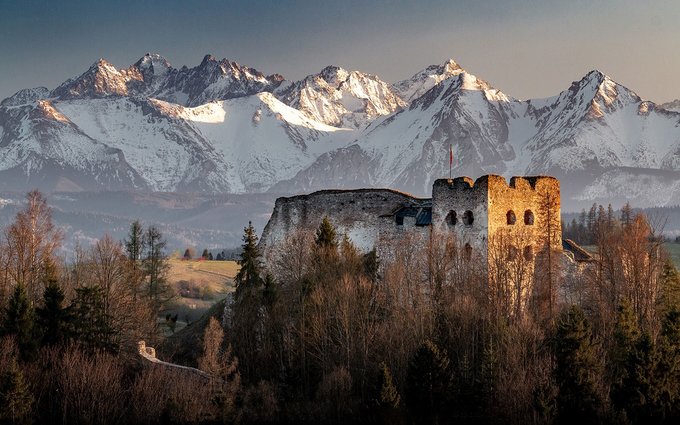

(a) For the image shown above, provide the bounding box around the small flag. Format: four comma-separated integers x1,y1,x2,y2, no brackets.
449,143,453,179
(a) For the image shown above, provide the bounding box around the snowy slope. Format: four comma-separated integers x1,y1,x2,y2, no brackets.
155,93,352,191
277,64,680,206
2,53,680,208
660,99,680,113
276,66,405,129
277,69,521,195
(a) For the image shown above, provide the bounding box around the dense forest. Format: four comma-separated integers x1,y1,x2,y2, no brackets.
1,192,680,424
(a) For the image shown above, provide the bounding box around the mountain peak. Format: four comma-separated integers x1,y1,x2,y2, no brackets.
133,53,172,78
200,54,217,65
318,65,349,85
392,58,466,102
440,58,464,73
583,69,608,83
88,58,117,73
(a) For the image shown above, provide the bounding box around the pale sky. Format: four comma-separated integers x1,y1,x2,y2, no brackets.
1,0,679,102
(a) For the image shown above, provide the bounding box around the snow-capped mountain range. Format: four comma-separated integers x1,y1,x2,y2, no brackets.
2,53,680,208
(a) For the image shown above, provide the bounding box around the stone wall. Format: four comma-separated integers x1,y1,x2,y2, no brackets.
259,176,561,278
487,175,561,250
259,188,429,262
431,176,490,256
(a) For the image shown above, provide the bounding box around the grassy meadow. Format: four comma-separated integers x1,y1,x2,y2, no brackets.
160,259,239,334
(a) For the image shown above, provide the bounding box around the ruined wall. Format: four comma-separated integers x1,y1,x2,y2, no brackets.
431,176,490,254
259,188,429,262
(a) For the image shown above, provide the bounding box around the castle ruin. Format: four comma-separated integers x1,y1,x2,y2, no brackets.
260,175,564,314
260,175,563,273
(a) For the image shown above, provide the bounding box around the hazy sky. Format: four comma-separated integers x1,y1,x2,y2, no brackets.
1,0,679,102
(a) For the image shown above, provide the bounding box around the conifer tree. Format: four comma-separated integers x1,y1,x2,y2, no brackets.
378,362,400,409
234,222,263,297
315,216,337,249
262,274,277,311
660,260,680,313
376,362,401,424
620,332,660,422
36,283,69,347
232,222,264,382
2,283,36,358
657,309,680,420
406,340,454,424
124,220,145,263
620,202,633,228
70,286,116,354
553,306,603,424
142,225,171,310
363,248,380,283
35,257,69,347
0,359,33,425
610,300,640,414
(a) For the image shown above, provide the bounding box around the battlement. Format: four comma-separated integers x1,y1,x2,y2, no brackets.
433,175,559,192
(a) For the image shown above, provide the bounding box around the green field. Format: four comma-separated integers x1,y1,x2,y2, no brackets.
664,243,680,269
583,243,680,269
160,259,239,335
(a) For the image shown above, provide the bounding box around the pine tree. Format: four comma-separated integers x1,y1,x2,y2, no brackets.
620,332,660,422
660,260,680,313
124,220,145,262
620,202,633,228
376,362,401,424
607,203,615,229
35,258,69,347
142,226,171,310
124,220,147,305
363,248,380,283
657,309,680,420
406,340,454,424
232,222,264,382
234,222,263,297
2,283,36,358
0,359,33,425
36,283,69,347
587,203,597,240
315,216,337,249
610,300,640,414
262,274,277,311
202,248,209,259
553,306,603,424
70,286,117,354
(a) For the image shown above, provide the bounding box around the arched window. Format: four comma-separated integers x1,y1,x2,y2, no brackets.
395,216,404,226
446,210,457,226
463,210,474,226
507,245,518,260
464,243,472,260
523,245,533,260
524,210,534,225
506,210,516,225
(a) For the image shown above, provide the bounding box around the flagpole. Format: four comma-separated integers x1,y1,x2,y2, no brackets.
449,143,452,180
